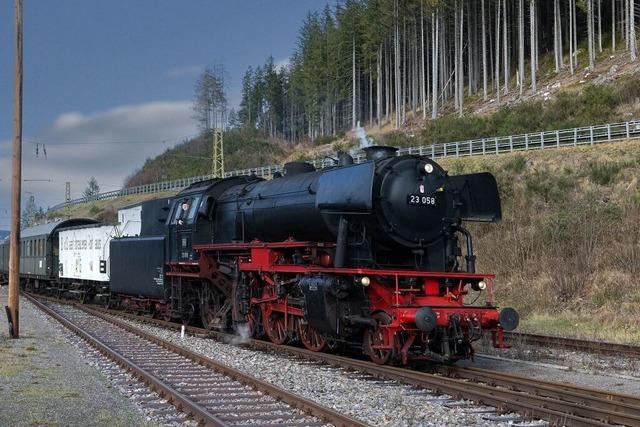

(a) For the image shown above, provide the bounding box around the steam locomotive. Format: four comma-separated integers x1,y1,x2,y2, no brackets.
1,146,518,364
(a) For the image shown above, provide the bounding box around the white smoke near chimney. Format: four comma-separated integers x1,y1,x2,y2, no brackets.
355,121,374,149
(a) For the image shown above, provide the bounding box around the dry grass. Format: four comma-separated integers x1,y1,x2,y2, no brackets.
445,139,640,344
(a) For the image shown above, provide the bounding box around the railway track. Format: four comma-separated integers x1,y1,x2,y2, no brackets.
505,331,640,359
24,293,364,427
27,294,640,426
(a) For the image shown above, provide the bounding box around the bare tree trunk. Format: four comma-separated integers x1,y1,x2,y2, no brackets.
459,0,464,116
496,0,501,103
569,0,575,74
352,36,356,130
534,1,540,71
411,21,421,115
588,0,596,70
626,0,630,49
573,0,578,68
620,0,625,46
441,11,448,100
467,0,473,97
425,14,430,111
558,0,563,68
386,39,390,121
530,0,536,94
553,0,564,71
420,2,426,119
489,4,494,92
369,63,373,125
394,0,401,128
431,9,438,119
612,0,616,52
519,0,525,95
377,45,382,128
631,0,638,60
401,16,407,124
503,0,508,95
554,0,560,71
454,0,460,112
598,0,603,53
481,0,488,101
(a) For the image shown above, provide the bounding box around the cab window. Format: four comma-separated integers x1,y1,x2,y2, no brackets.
187,195,201,221
173,196,201,224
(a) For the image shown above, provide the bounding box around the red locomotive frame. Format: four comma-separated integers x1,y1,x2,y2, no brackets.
184,239,507,365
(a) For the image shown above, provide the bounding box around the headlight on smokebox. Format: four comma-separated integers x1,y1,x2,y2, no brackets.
360,276,371,286
471,280,487,291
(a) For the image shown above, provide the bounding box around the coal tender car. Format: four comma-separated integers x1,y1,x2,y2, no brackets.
164,146,518,364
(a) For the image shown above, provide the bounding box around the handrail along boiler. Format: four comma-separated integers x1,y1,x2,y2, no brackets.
165,145,518,364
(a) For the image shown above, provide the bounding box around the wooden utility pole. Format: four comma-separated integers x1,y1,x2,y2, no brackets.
8,0,23,339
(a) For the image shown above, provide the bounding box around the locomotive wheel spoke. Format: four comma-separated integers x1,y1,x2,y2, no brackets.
363,312,393,365
265,311,288,345
299,322,327,352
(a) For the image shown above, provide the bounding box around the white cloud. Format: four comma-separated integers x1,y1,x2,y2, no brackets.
0,100,198,220
165,65,204,79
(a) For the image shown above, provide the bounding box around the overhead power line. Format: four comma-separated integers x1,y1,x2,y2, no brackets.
23,133,201,146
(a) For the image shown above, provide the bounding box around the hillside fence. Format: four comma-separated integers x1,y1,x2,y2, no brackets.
49,120,640,211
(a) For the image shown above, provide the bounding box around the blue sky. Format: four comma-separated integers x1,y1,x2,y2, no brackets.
0,0,329,228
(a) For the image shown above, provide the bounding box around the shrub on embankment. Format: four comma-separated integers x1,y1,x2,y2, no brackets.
439,139,640,343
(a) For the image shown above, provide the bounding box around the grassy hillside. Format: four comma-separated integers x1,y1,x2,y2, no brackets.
439,140,640,343
125,130,292,187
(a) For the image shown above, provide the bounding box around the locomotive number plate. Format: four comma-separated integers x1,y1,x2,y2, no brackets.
407,194,437,207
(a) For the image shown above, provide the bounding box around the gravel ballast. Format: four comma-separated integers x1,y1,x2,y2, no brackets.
0,287,153,427
118,317,521,427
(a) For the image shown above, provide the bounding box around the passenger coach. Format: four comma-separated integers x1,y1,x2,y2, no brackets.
0,219,97,289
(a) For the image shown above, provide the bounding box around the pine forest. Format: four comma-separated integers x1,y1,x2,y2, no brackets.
236,0,639,142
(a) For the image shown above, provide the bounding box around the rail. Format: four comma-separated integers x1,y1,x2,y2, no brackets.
49,120,640,211
38,295,640,427
25,293,365,427
506,331,640,358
